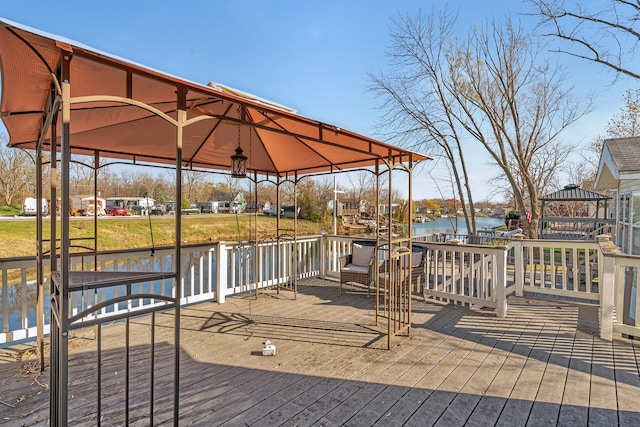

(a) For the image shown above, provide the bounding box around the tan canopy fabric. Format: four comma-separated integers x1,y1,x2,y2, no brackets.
1,22,423,409
0,18,429,176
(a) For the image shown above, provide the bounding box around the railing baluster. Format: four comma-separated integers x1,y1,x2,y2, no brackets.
4,235,640,346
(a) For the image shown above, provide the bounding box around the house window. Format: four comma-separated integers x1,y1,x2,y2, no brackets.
619,193,632,253
634,194,640,225
621,193,630,222
616,192,640,255
633,230,640,254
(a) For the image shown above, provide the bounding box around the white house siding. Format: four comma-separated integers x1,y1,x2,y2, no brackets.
619,179,640,193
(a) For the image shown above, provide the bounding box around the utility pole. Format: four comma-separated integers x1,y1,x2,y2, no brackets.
333,176,345,235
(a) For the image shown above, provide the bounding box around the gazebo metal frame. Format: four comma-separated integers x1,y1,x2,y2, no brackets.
0,18,429,426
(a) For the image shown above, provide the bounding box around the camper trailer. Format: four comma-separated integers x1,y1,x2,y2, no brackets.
197,201,218,213
70,195,107,216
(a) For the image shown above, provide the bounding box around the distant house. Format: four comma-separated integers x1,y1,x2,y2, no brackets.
595,136,640,254
207,192,233,213
378,203,400,215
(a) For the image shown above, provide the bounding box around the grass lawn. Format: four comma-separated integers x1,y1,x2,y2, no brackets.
0,214,330,258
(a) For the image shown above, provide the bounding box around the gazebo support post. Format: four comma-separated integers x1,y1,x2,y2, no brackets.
276,176,281,294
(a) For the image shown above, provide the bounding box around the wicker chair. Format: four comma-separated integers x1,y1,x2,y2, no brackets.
375,249,427,295
410,250,427,293
339,243,376,295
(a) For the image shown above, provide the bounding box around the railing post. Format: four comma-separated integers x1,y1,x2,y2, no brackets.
216,242,227,304
319,233,327,279
598,235,617,341
496,247,508,318
511,234,525,297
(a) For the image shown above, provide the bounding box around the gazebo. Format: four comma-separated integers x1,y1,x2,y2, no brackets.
539,184,613,240
0,18,429,426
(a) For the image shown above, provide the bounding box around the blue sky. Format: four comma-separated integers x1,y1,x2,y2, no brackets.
0,1,634,201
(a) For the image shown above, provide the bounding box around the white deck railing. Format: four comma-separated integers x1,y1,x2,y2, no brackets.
539,217,616,240
217,236,325,302
417,241,508,317
599,246,640,340
1,234,638,346
509,237,602,303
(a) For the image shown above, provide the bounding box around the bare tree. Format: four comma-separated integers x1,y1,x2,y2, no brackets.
429,166,462,232
495,141,568,207
276,180,296,207
574,88,640,187
453,18,591,237
161,169,178,201
606,88,640,137
369,9,478,234
313,176,334,214
371,10,590,237
0,136,35,205
528,0,640,80
347,170,375,212
296,176,333,221
183,169,209,203
69,155,96,195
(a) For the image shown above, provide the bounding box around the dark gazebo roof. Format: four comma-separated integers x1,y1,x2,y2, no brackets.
540,184,610,202
538,184,612,240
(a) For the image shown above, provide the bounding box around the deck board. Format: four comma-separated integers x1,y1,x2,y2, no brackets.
558,334,592,426
1,278,639,426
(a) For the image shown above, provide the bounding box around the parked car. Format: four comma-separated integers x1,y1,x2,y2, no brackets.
106,206,127,216
262,208,278,216
150,205,166,215
130,205,146,215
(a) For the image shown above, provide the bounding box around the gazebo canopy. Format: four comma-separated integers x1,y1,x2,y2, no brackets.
0,18,428,176
0,20,429,423
538,184,612,240
540,184,610,202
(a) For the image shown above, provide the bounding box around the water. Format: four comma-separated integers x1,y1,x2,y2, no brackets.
413,216,505,236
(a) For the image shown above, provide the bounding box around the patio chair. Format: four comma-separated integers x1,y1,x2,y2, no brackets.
339,243,376,295
377,248,426,292
410,250,427,293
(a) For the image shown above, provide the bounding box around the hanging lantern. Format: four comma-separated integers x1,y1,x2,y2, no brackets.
230,124,247,178
230,145,247,178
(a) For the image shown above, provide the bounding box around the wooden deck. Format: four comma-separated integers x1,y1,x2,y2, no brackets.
1,278,639,426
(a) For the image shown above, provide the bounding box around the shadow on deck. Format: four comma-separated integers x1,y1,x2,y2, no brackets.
1,278,639,426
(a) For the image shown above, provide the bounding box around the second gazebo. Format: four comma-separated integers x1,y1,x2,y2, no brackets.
539,184,613,240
